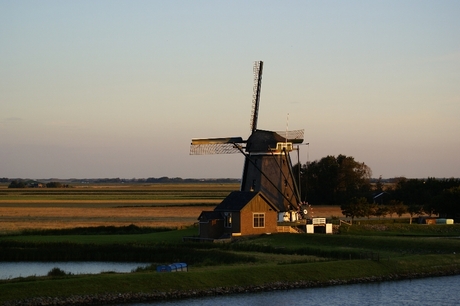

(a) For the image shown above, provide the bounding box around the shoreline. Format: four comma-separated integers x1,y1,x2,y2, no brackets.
5,269,460,306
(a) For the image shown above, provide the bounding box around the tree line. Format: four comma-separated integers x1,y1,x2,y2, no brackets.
4,155,459,221
3,177,240,187
7,180,69,188
294,154,460,222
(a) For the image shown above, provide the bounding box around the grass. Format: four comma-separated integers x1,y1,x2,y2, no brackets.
340,223,460,236
0,226,198,244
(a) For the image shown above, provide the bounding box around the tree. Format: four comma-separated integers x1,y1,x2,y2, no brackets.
434,186,460,221
46,182,63,188
304,155,372,205
388,200,407,218
374,205,389,219
374,175,384,193
364,203,378,219
391,177,460,217
341,197,368,224
8,180,26,188
407,204,423,224
304,155,339,204
292,162,306,200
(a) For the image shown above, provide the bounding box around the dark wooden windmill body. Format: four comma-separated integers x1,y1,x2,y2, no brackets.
190,61,304,216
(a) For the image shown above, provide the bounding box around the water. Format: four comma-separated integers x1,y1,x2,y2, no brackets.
131,275,460,306
0,262,149,279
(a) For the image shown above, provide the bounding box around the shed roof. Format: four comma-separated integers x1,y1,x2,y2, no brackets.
373,192,389,199
214,191,279,212
198,211,223,221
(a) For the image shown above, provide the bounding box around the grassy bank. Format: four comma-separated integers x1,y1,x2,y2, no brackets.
1,224,460,304
2,254,459,303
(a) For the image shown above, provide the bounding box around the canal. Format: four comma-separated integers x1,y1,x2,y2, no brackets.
131,275,460,306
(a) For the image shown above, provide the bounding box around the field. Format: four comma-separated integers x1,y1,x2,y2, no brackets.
0,183,345,233
2,183,458,305
0,183,238,233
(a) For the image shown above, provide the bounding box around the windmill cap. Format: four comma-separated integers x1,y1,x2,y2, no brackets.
246,129,302,152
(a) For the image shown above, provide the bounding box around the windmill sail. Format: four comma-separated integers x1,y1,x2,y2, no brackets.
190,137,243,155
250,61,263,133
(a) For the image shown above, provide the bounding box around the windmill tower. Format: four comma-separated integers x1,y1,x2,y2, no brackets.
190,61,304,219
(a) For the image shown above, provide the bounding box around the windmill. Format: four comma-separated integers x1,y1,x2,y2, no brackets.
190,61,305,219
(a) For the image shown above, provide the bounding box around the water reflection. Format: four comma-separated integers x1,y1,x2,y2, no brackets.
131,275,460,306
0,262,149,279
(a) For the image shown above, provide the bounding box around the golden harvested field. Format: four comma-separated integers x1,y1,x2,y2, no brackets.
0,184,231,233
0,206,209,232
0,183,345,233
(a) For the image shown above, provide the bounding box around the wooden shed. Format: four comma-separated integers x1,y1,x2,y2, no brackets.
198,191,279,239
197,211,225,240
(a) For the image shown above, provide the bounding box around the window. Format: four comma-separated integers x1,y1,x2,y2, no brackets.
276,142,293,152
224,212,232,228
253,213,265,228
250,179,256,191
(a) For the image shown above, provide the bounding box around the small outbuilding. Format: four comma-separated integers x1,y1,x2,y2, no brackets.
156,262,188,272
198,191,279,239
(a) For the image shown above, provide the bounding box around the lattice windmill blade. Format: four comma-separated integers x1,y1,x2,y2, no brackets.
273,129,305,144
250,61,263,133
190,137,244,155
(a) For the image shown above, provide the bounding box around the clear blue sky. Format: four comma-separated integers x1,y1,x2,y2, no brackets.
1,1,459,179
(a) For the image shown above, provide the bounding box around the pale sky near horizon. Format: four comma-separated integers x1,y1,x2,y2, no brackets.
1,1,459,180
